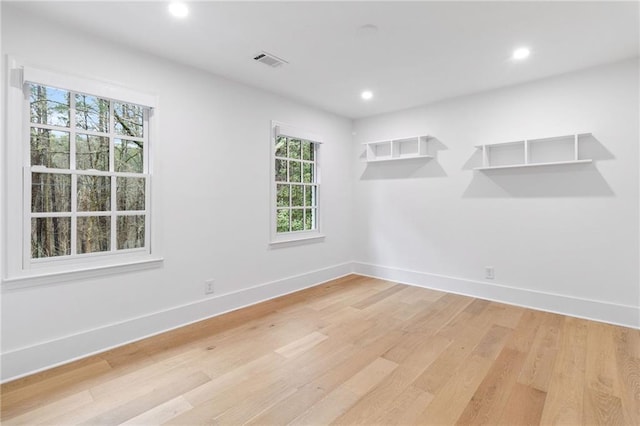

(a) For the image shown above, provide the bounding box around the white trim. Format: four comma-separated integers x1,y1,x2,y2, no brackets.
22,65,157,108
474,159,592,171
2,260,637,382
3,56,161,284
0,262,353,382
274,123,323,144
269,232,325,248
352,262,640,330
1,257,164,290
270,120,323,245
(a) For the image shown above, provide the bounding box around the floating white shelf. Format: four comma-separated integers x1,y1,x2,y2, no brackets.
474,133,593,170
363,135,432,163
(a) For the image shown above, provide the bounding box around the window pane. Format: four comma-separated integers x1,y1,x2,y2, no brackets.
31,128,70,168
114,103,143,137
77,216,110,253
275,159,287,182
277,209,290,233
32,173,71,212
289,161,301,182
304,186,316,207
291,184,303,207
117,177,145,211
31,217,71,258
305,208,315,230
291,209,304,231
289,139,301,159
117,215,145,249
75,94,109,133
277,184,290,207
115,139,143,173
29,85,70,127
76,134,109,171
303,163,313,183
302,141,313,161
275,136,287,158
78,175,111,211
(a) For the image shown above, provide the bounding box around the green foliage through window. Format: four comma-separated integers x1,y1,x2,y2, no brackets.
28,84,149,259
274,134,318,234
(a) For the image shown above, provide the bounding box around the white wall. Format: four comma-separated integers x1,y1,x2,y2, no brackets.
1,6,354,381
353,58,639,328
2,4,638,383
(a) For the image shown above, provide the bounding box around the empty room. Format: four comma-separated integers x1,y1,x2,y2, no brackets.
1,1,638,425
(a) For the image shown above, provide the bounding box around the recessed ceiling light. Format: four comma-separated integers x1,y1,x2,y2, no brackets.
512,47,530,60
168,2,189,18
361,90,373,100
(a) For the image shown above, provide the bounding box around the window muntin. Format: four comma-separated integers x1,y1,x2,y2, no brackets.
27,83,150,261
274,135,318,234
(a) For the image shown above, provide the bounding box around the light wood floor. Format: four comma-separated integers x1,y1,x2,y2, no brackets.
1,275,638,425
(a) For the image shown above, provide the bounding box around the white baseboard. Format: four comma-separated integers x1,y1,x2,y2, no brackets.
0,262,354,383
352,262,639,330
4,260,637,382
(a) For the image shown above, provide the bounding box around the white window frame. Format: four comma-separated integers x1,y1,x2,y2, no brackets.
2,57,163,288
269,121,324,246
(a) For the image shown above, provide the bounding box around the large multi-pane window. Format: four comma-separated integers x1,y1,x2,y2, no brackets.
271,123,322,243
27,84,149,261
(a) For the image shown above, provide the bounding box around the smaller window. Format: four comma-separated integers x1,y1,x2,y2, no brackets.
271,122,323,245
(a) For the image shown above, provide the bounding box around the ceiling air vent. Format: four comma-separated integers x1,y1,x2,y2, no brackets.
253,51,288,68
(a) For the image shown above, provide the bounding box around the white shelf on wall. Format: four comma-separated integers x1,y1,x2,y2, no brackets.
363,135,432,163
474,133,593,170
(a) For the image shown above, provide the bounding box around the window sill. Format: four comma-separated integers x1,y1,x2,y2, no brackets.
2,257,164,291
269,233,325,248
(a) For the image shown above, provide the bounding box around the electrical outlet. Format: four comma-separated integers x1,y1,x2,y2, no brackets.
485,267,495,280
204,279,215,295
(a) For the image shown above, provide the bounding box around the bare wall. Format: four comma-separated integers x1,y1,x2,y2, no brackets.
353,58,639,326
1,5,354,380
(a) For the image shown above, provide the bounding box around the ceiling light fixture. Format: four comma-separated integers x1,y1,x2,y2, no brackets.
512,47,530,60
361,90,373,100
168,2,189,18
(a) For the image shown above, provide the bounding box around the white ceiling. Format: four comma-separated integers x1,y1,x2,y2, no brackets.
7,1,640,119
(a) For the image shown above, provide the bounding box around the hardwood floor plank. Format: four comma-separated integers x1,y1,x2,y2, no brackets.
614,327,640,423
391,299,434,322
504,310,544,353
583,387,625,426
331,334,451,424
394,285,445,304
403,293,475,334
289,357,398,425
517,312,564,392
412,319,493,394
121,396,193,425
539,317,588,425
79,371,210,425
416,325,512,425
275,331,329,358
374,385,435,425
245,329,406,425
483,302,525,329
2,390,93,425
351,283,406,309
0,359,112,420
1,275,637,426
497,383,547,425
455,347,527,425
0,356,105,394
175,331,361,423
585,322,624,398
